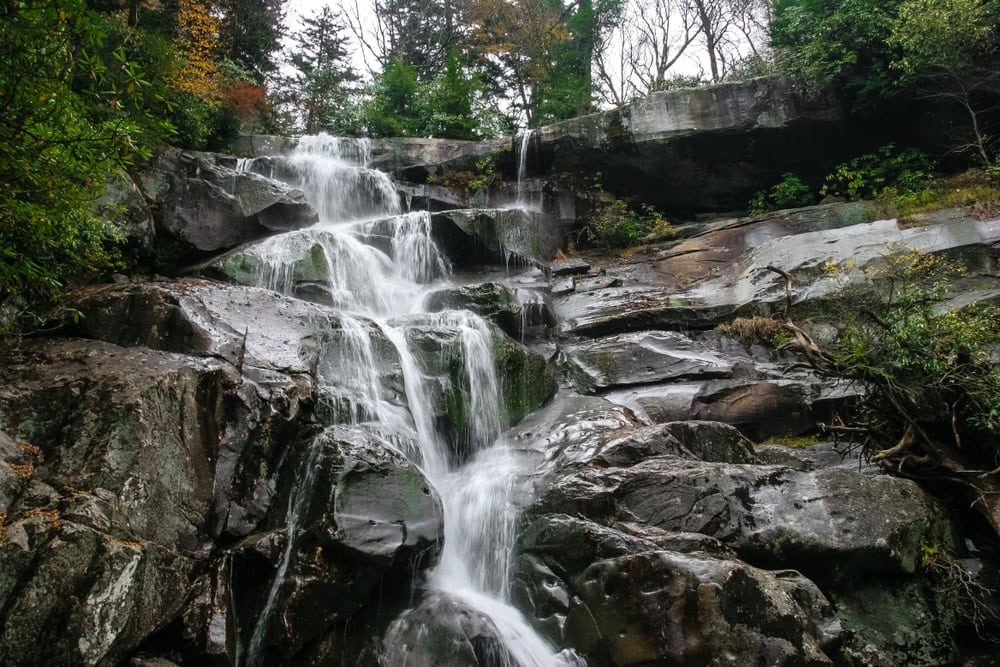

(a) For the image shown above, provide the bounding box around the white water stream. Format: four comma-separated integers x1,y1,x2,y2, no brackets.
239,135,578,666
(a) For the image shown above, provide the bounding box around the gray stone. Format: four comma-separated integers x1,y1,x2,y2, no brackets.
563,330,735,394
514,515,841,666
137,148,318,257
538,77,849,213
236,425,444,661
96,170,156,255
536,457,956,579
551,258,591,277
431,208,569,267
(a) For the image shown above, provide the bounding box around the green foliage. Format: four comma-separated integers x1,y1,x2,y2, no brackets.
652,74,708,91
424,51,480,140
469,157,499,194
363,59,424,137
285,5,359,135
747,173,815,215
584,200,670,248
531,0,597,125
890,0,992,78
821,144,933,200
771,0,904,103
758,434,824,448
0,0,162,316
217,0,285,83
891,170,1000,217
831,249,1000,434
361,54,496,140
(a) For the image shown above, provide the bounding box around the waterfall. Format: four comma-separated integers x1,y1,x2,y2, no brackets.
238,134,575,666
515,129,538,209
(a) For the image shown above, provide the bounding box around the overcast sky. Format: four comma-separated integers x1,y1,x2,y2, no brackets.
283,0,377,76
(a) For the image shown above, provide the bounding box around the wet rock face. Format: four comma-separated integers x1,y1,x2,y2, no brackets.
563,330,736,393
536,456,955,579
0,280,452,666
402,317,558,463
430,208,569,267
424,282,555,341
513,514,841,667
0,340,244,666
138,148,318,258
233,426,444,663
382,592,520,667
537,78,851,214
301,426,444,566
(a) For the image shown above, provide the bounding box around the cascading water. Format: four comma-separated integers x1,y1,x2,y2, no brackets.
238,134,578,666
514,129,538,210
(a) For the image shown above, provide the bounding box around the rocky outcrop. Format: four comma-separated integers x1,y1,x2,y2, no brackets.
431,208,570,267
513,514,842,666
138,148,318,259
515,414,963,665
536,456,955,578
535,77,854,213
0,279,454,666
231,425,443,664
556,207,1000,337
234,135,509,183
401,315,558,462
424,282,554,340
0,339,266,666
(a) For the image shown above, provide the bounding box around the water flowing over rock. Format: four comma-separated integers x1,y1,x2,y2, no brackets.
139,148,318,257
5,107,999,665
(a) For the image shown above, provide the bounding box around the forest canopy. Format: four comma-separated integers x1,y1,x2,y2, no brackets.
1,0,999,311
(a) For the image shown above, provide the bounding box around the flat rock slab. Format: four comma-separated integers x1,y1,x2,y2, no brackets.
536,456,956,579
563,330,735,393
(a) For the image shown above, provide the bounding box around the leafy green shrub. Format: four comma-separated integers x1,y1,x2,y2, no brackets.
821,144,933,200
747,173,815,215
786,247,1000,537
825,248,999,461
584,201,670,248
1,1,162,324
469,157,498,194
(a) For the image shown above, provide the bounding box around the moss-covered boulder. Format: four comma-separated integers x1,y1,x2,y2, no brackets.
424,282,554,340
400,314,557,463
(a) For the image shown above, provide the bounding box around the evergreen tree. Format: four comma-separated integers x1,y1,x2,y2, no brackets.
425,51,480,139
287,5,359,134
367,0,466,79
218,0,284,83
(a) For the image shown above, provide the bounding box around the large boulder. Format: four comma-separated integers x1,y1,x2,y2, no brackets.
513,514,842,666
562,330,735,393
0,515,194,667
555,209,1000,336
138,148,318,258
233,134,510,184
399,314,558,462
535,456,956,580
431,209,569,267
424,282,555,341
233,425,444,663
537,77,853,213
0,337,308,666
